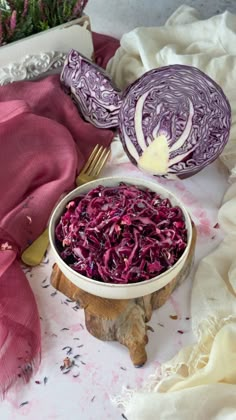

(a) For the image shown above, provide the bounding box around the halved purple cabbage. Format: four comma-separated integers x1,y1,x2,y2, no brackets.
60,49,122,128
60,56,231,178
55,183,187,284
119,65,231,178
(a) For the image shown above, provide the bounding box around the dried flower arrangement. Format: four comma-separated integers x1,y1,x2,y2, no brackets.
0,0,88,46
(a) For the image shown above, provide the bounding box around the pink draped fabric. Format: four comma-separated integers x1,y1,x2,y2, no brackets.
0,33,119,395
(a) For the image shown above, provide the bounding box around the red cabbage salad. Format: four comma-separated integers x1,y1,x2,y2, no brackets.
55,183,188,284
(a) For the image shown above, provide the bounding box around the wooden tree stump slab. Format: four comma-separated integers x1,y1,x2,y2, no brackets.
51,224,196,367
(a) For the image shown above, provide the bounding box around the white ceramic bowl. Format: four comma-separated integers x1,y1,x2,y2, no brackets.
49,177,192,299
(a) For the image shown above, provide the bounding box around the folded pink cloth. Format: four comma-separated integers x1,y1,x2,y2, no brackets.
0,33,119,395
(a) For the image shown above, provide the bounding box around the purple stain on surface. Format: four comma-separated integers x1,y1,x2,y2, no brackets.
111,372,119,385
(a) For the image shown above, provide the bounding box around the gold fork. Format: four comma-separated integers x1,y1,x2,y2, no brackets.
21,145,111,266
76,144,111,186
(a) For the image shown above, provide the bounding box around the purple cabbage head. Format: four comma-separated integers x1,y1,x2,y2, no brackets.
118,65,231,179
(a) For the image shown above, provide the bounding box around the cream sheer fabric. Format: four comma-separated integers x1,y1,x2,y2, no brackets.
107,6,236,419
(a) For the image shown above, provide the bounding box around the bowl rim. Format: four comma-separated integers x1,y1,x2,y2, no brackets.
49,176,193,289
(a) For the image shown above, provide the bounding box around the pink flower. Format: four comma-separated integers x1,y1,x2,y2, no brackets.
72,0,88,16
22,0,29,17
10,10,17,32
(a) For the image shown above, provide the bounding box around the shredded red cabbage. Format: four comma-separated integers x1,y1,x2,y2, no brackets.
55,183,187,284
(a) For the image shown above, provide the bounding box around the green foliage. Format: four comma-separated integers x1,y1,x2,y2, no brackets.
0,0,88,46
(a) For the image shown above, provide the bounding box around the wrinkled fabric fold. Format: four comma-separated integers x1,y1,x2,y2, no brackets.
0,249,40,395
0,32,119,395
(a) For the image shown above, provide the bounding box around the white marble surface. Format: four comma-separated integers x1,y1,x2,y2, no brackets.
1,141,229,420
85,0,236,38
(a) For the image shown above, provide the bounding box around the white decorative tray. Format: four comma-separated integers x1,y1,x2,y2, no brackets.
0,15,93,85
0,51,68,85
